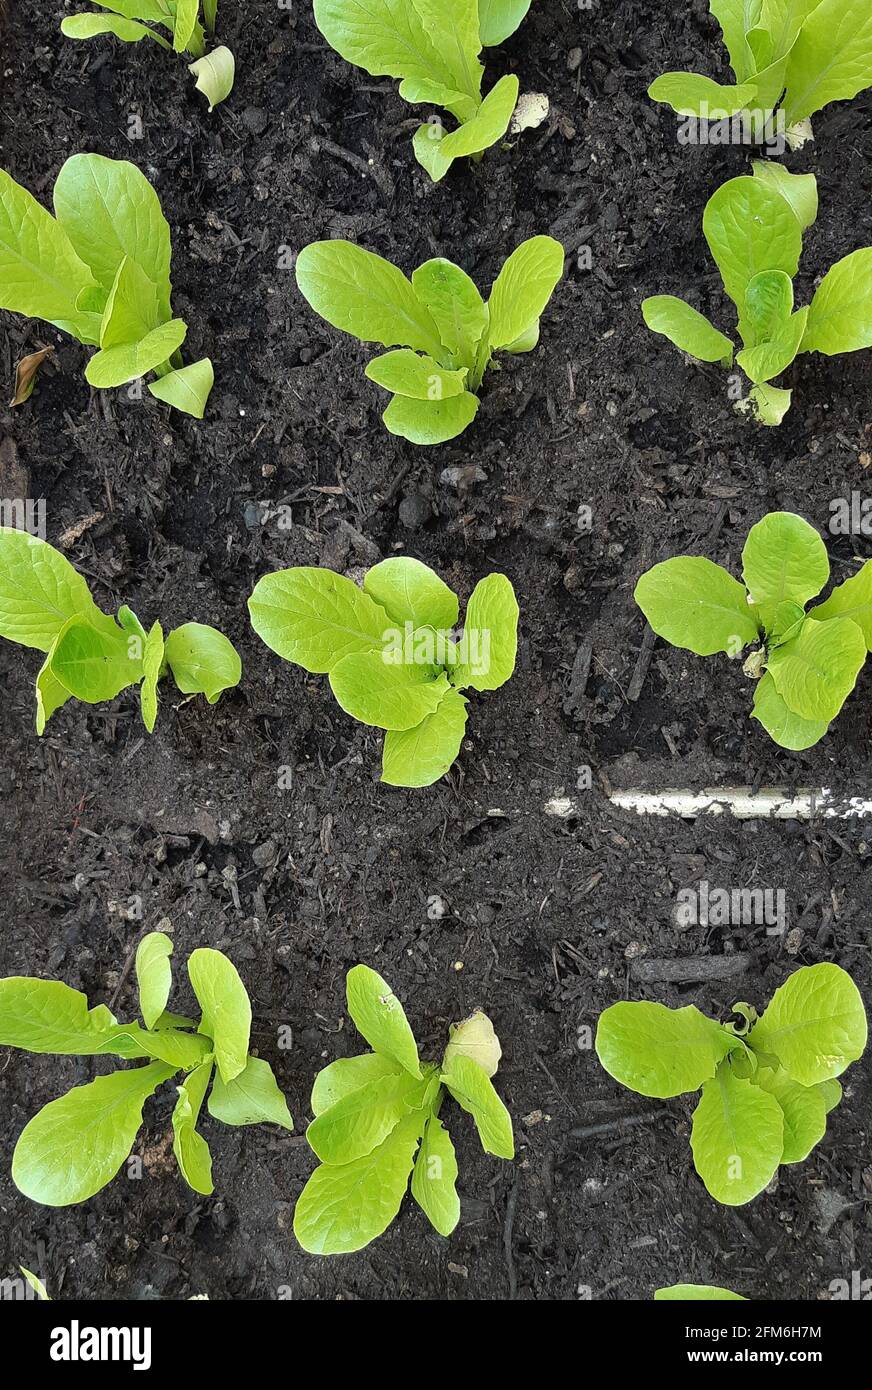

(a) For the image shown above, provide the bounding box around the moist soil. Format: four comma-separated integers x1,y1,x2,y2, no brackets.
1,1,871,1301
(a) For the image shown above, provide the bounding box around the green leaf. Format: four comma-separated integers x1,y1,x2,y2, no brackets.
641,295,734,364
755,1066,827,1163
811,559,872,649
655,1284,746,1301
86,319,188,390
411,1113,460,1235
398,77,478,123
414,0,484,98
0,978,135,1056
703,177,803,346
49,616,142,703
381,685,469,786
53,154,172,318
761,0,822,63
767,614,866,721
411,258,488,365
783,0,872,126
746,380,793,425
307,1072,428,1164
140,620,164,732
748,963,868,1085
635,556,759,656
248,566,391,673
741,511,829,619
690,1064,784,1205
61,14,172,47
0,167,99,342
441,1053,514,1158
207,1055,294,1130
487,235,564,351
135,931,173,1031
365,349,468,400
711,0,762,81
802,249,872,356
346,965,422,1078
311,1054,404,1116
148,358,214,417
0,527,112,653
171,1061,214,1195
450,572,518,691
19,1267,51,1300
364,557,459,632
751,672,830,750
295,240,443,358
435,73,519,161
330,655,450,731
313,0,472,94
173,0,201,51
293,1109,426,1255
751,161,818,232
413,121,456,183
99,255,161,348
119,1022,213,1071
383,390,480,444
12,1061,175,1206
595,1001,737,1099
187,948,252,1084
189,45,235,110
163,622,241,703
36,643,72,734
647,72,758,116
817,1077,842,1113
478,0,531,46
743,270,794,344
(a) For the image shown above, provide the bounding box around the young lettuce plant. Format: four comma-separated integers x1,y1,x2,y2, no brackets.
0,528,241,734
294,965,514,1254
0,930,293,1206
649,0,872,149
643,163,872,424
635,511,872,751
313,0,532,181
0,154,214,416
248,556,518,787
295,235,564,444
61,2,235,111
596,963,867,1207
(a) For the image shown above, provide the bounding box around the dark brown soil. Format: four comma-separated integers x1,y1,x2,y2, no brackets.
0,1,870,1301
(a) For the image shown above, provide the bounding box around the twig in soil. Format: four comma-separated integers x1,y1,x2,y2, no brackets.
310,135,394,200
108,927,149,1012
563,639,592,715
570,1109,666,1141
627,624,656,702
630,954,753,984
366,457,414,519
503,1172,519,1301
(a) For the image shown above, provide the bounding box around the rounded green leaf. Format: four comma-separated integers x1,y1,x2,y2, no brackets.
648,72,758,116
743,270,794,343
737,308,809,384
703,177,802,344
436,73,519,159
783,0,872,127
135,931,173,1031
487,235,564,351
171,1061,214,1196
755,1067,827,1164
411,1114,460,1235
751,672,830,750
346,965,421,1078
383,390,480,444
0,528,114,653
767,615,866,722
479,0,532,45
741,511,829,616
61,14,172,48
248,567,390,673
140,619,164,732
440,1053,513,1158
450,572,518,692
207,1055,294,1131
187,949,252,1084
49,616,142,703
635,556,759,656
411,257,487,364
811,559,872,650
751,162,818,233
690,1067,784,1205
148,358,214,418
12,1061,175,1206
381,685,468,787
306,1072,426,1165
86,319,187,389
164,621,240,703
802,248,872,357
311,1054,403,1117
748,964,868,1085
655,1284,746,1301
642,295,733,364
596,1001,736,1099
295,240,443,358
0,167,99,339
330,655,450,732
189,46,235,111
364,557,459,632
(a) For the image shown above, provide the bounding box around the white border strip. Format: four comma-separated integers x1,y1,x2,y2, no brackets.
545,788,872,821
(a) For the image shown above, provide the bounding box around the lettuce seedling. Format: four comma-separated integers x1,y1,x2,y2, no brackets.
314,0,532,181
248,556,518,786
649,0,872,149
636,511,872,750
61,2,234,110
295,236,564,443
0,528,241,734
0,931,293,1206
294,965,514,1254
642,163,872,424
0,154,214,417
655,1285,746,1301
596,963,867,1207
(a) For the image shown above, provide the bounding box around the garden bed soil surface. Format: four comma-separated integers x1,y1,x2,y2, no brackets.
1,1,871,1301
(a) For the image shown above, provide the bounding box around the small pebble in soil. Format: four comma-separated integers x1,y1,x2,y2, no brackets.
427,894,448,921
399,492,431,529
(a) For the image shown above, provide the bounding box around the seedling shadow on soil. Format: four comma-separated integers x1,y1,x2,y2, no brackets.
0,1,870,1300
